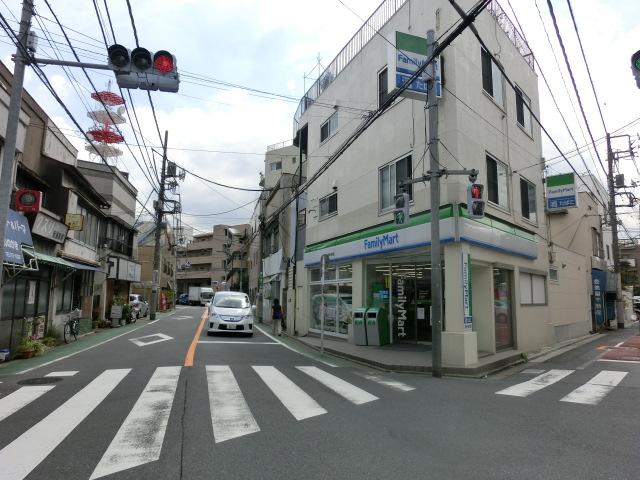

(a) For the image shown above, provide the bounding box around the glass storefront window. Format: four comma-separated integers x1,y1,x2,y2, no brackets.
309,263,352,336
338,264,352,280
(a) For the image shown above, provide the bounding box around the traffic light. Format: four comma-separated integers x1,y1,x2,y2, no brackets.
394,192,410,227
467,183,485,219
632,50,640,88
107,44,180,92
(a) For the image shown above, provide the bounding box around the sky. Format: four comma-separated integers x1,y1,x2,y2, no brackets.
0,0,638,236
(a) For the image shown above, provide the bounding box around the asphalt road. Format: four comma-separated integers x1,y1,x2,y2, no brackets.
0,306,639,480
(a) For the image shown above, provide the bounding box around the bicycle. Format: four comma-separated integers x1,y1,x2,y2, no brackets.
63,309,81,344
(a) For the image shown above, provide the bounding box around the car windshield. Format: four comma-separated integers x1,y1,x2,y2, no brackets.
202,291,214,299
214,297,249,308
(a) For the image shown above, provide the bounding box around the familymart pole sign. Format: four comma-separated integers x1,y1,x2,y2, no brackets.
546,173,577,211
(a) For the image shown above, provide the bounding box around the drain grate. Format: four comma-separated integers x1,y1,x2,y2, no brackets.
18,377,63,385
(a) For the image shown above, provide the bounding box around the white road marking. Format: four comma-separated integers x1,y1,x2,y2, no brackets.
206,365,259,443
254,324,338,367
598,358,640,364
198,341,279,345
90,366,182,479
296,366,378,405
495,369,574,397
45,371,78,377
253,366,327,421
362,375,415,392
13,318,161,375
0,369,130,480
560,370,628,405
0,386,55,422
614,341,624,347
129,333,173,347
521,369,546,375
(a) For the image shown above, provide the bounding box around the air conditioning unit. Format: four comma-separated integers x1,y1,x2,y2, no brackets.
15,189,42,213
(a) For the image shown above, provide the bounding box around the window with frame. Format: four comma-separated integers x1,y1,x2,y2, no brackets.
549,267,559,283
320,111,338,143
592,227,604,258
520,273,546,305
515,86,532,135
270,161,282,172
486,154,509,209
378,67,390,107
319,192,338,219
519,177,537,223
481,48,504,108
379,155,412,211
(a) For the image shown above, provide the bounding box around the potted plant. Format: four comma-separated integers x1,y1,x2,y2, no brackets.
17,337,45,358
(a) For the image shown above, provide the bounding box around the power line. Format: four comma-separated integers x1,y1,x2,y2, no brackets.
181,198,259,217
42,1,160,195
0,14,156,222
125,0,139,47
565,0,607,135
545,0,607,178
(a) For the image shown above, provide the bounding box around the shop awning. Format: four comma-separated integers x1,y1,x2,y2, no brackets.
27,251,75,269
63,259,103,272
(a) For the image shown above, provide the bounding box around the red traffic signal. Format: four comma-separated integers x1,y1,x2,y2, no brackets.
154,51,174,74
467,183,485,219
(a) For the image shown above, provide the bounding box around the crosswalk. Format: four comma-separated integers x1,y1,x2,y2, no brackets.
496,369,629,405
0,365,413,479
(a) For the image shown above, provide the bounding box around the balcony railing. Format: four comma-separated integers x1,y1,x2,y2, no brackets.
104,237,132,256
487,0,534,70
293,0,407,130
267,139,293,151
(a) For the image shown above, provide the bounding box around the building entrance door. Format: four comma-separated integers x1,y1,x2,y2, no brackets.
493,268,514,349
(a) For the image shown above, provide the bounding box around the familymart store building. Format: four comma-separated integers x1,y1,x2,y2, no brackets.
300,205,550,366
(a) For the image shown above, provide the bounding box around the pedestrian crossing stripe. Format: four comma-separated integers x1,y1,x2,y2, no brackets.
0,365,411,477
496,369,629,405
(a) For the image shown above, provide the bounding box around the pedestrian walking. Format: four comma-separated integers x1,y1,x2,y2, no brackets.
272,298,284,336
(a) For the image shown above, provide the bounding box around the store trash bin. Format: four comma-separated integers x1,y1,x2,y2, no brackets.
353,308,368,345
365,308,390,346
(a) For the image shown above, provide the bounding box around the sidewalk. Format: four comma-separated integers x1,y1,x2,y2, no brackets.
0,309,175,377
290,329,615,377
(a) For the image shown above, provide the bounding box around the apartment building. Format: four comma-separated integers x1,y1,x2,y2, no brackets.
293,0,549,367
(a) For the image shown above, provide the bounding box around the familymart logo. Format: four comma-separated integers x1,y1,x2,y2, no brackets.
363,232,400,251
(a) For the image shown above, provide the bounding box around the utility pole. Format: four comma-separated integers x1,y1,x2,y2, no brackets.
257,213,264,322
0,0,33,320
426,30,443,378
607,133,628,329
150,130,168,320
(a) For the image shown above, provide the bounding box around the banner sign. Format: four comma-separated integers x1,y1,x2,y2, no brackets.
592,269,606,327
546,173,577,210
462,253,472,330
4,209,33,265
64,213,84,231
32,212,68,243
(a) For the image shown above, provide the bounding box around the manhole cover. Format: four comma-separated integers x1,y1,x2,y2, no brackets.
18,377,63,385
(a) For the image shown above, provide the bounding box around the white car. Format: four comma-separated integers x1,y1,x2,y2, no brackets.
208,292,254,336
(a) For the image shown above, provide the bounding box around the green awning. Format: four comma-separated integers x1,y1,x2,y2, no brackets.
26,251,75,269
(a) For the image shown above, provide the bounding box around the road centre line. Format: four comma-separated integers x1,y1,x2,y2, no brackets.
184,309,208,367
253,324,338,368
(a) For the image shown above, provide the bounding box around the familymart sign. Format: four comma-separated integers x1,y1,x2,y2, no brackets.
546,173,577,211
